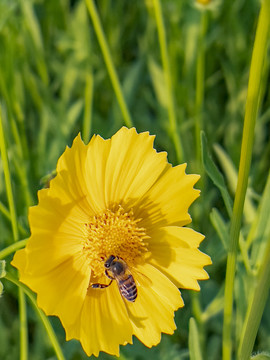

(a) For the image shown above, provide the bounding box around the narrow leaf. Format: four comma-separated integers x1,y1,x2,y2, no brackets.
189,317,203,360
201,131,233,217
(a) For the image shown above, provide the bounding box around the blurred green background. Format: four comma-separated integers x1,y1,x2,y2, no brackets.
0,0,270,359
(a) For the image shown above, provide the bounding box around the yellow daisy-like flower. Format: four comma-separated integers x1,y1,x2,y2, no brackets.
12,127,211,357
196,0,211,5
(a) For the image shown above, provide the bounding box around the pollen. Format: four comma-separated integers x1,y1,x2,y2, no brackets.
83,206,149,278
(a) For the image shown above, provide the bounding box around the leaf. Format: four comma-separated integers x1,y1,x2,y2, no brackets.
201,131,233,217
248,171,270,270
213,143,256,224
148,57,168,108
210,208,229,250
0,260,6,297
251,353,270,360
0,260,6,278
202,285,224,322
189,318,203,360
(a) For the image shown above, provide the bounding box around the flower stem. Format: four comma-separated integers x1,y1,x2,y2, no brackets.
85,0,133,128
195,10,208,167
83,72,94,144
18,289,28,360
152,0,183,163
0,239,28,260
222,1,270,359
10,115,33,208
0,108,19,243
4,273,66,360
0,107,28,359
237,235,270,360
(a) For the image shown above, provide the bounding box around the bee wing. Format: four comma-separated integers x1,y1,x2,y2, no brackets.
132,267,152,288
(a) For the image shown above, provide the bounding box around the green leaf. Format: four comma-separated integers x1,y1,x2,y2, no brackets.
248,171,270,270
201,131,233,217
202,285,224,322
251,352,270,359
210,208,229,250
189,318,203,360
213,143,256,224
0,260,6,297
0,260,6,278
148,57,168,108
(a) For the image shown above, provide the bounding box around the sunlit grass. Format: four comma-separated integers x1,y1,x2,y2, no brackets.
0,0,269,359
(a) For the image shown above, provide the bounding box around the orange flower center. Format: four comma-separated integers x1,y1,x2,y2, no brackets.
83,206,149,279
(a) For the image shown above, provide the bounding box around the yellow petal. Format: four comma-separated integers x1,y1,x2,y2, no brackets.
149,226,212,290
12,248,27,270
135,164,200,230
84,134,111,212
66,281,133,357
12,249,90,325
104,127,169,207
24,194,88,275
126,263,183,347
50,134,91,210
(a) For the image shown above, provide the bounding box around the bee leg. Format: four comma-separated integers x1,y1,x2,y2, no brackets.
91,280,113,289
105,269,114,280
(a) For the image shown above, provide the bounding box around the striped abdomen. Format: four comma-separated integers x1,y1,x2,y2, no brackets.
118,274,137,302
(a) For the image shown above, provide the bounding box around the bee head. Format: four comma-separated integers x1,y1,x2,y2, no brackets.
104,255,116,268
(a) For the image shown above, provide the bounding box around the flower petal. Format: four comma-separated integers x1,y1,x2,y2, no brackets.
135,164,200,230
24,192,88,275
126,263,183,347
12,249,90,325
84,135,111,212
12,194,91,325
51,134,90,208
104,127,169,207
66,281,133,356
148,226,212,290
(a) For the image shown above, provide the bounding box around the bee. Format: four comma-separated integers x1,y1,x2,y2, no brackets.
91,255,137,302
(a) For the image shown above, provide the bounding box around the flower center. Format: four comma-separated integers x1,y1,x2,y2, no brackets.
83,206,148,279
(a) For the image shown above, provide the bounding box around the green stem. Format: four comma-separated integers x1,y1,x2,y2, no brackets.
0,107,28,359
4,273,66,360
19,289,28,360
222,1,270,359
0,201,28,237
85,0,133,128
0,239,28,260
195,10,208,166
238,236,270,360
191,292,205,354
152,0,183,163
0,108,19,242
10,115,33,208
82,72,94,144
12,151,33,209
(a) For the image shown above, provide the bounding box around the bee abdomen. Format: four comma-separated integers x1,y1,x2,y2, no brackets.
119,275,137,302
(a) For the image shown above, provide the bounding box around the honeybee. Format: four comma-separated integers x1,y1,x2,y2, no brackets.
91,255,137,302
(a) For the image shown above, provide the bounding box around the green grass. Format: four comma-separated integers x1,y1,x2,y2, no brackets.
0,0,270,359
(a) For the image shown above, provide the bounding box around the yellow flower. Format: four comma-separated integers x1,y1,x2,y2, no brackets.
196,0,211,4
12,127,211,357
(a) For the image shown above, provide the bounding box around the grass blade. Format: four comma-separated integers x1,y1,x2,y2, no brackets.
222,1,270,358
85,0,133,128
